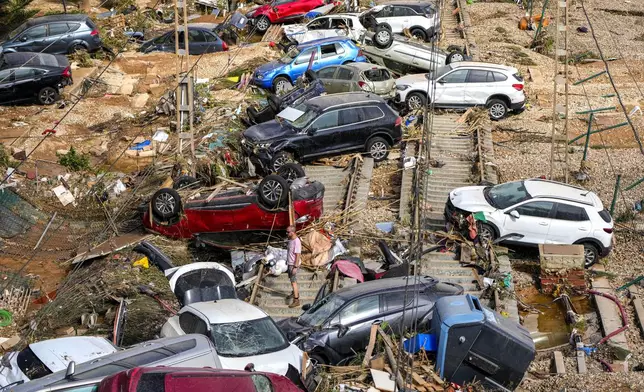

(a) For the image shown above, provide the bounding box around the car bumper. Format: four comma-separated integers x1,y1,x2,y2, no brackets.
252,76,273,89
510,100,526,111
599,242,612,257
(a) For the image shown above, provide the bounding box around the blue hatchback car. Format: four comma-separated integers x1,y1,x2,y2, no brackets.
253,37,367,93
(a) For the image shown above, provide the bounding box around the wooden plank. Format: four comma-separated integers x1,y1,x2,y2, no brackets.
363,324,379,367
629,286,644,338
554,351,566,374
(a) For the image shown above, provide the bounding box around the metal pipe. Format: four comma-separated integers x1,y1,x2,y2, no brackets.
610,175,621,215
568,122,629,144
587,289,629,345
573,70,606,85
575,106,615,115
582,113,594,161
624,175,644,192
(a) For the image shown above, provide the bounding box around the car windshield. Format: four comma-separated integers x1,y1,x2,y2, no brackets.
16,347,52,380
7,24,29,40
279,47,300,64
428,65,452,80
483,181,531,209
298,293,346,326
210,317,289,357
284,102,318,130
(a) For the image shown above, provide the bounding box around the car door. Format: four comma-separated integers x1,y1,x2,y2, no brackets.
329,17,351,39
380,290,416,335
316,65,339,92
502,201,555,244
14,25,48,52
329,294,382,356
203,30,222,52
393,6,414,31
318,43,342,68
464,69,494,106
304,110,340,157
0,69,15,104
46,22,73,54
186,29,208,54
433,69,468,105
374,6,396,31
306,17,331,41
291,47,319,80
11,68,39,101
546,203,592,244
274,0,295,21
332,66,355,93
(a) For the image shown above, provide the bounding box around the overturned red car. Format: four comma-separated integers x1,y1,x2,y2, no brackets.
142,169,324,247
245,0,328,33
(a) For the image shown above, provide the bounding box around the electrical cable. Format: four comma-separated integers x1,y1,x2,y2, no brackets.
600,19,644,100
579,0,644,155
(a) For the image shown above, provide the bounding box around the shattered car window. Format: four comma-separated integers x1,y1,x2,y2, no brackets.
210,317,289,357
280,47,300,64
298,293,346,326
285,103,318,130
484,181,531,209
16,347,52,380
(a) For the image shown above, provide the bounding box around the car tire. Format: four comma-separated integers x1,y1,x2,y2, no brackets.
277,162,306,183
366,137,390,161
258,174,289,209
69,43,87,54
487,98,508,120
268,94,282,112
582,243,599,268
446,51,465,64
37,87,58,105
410,28,427,41
173,175,199,190
284,42,297,54
374,24,393,49
273,76,293,95
151,188,182,220
477,223,496,243
256,15,271,32
310,352,328,366
270,151,295,172
406,92,427,111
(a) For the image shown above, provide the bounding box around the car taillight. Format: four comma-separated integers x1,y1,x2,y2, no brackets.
222,41,228,51
358,81,366,89
512,83,524,91
90,29,99,36
603,228,613,234
62,67,71,78
395,116,402,126
357,48,364,57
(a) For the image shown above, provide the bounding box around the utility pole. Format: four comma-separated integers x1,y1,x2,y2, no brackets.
549,0,570,183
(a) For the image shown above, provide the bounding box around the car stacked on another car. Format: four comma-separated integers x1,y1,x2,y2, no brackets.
316,63,397,99
283,13,367,46
246,0,329,33
445,178,614,267
241,92,402,173
253,36,367,94
395,61,526,119
0,14,101,54
0,52,72,105
364,0,441,42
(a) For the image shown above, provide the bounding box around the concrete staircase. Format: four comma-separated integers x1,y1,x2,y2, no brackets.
304,165,351,215
420,250,482,296
256,268,328,320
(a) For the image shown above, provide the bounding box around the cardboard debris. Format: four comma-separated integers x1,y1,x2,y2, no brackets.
52,184,75,206
371,369,395,392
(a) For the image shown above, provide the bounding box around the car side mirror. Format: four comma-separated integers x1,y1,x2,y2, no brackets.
20,36,28,42
307,128,315,136
65,361,76,380
509,210,520,219
302,303,311,311
336,324,349,338
437,79,445,84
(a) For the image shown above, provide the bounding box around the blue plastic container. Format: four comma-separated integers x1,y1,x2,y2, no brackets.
403,333,437,354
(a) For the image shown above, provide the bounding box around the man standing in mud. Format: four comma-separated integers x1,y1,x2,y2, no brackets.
286,225,302,308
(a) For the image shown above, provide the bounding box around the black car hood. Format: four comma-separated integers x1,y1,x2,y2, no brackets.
243,120,293,142
277,317,313,341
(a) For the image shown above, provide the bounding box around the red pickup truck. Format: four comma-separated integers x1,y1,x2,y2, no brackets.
246,0,328,32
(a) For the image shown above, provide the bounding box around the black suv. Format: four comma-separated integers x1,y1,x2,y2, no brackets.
0,52,72,105
1,14,101,55
241,92,402,172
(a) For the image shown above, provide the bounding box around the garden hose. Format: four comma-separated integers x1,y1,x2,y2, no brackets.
0,309,12,327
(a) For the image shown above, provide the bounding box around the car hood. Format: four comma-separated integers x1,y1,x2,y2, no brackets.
243,120,293,142
0,353,28,388
395,73,430,87
277,317,313,341
255,61,284,76
30,337,117,373
250,4,271,16
449,186,495,213
218,344,303,375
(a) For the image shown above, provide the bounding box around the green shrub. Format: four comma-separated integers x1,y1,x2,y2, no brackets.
58,147,91,171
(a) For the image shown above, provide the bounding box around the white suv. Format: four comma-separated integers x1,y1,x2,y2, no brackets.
395,62,526,120
364,1,440,41
283,14,366,45
445,179,614,267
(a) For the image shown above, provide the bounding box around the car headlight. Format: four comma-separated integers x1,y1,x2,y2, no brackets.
256,74,263,79
396,85,410,91
258,143,271,149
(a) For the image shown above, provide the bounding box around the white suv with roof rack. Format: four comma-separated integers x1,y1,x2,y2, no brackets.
445,179,614,267
395,61,526,120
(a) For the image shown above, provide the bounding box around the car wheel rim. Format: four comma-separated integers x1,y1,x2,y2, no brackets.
281,168,298,182
584,248,596,267
275,80,291,94
479,227,493,242
370,142,387,159
273,155,289,171
41,89,55,104
262,179,283,203
377,31,390,44
258,18,269,30
451,53,464,62
408,96,422,110
155,193,175,214
489,103,505,119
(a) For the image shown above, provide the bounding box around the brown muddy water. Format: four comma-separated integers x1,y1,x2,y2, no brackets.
519,287,595,350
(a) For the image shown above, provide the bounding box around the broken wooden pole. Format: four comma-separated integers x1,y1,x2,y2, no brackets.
249,264,264,305
363,323,379,368
377,328,406,391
